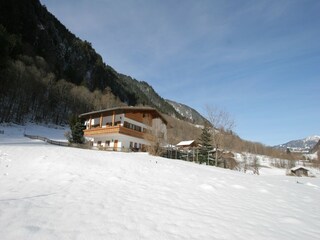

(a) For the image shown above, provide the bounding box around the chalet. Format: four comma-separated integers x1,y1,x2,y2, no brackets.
290,166,309,177
79,107,167,151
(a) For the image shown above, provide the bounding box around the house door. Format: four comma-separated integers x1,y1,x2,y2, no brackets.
113,140,118,151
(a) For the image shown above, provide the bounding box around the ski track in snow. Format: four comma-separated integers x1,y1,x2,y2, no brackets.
0,124,320,239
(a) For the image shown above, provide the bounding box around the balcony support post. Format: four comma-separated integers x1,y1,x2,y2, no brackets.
112,111,115,126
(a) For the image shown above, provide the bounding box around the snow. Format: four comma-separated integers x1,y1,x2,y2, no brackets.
0,123,68,144
304,135,320,142
1,124,320,240
176,140,195,146
304,152,318,160
290,166,309,171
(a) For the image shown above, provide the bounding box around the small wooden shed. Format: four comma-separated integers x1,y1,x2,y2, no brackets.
290,166,309,177
176,140,197,149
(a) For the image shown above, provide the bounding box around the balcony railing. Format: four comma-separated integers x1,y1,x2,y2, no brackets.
84,126,121,135
84,125,152,140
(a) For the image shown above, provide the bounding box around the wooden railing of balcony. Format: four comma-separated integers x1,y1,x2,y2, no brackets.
83,126,120,136
83,125,153,140
119,126,144,139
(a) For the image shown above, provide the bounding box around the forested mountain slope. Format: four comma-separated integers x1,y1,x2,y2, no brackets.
166,99,208,125
0,0,187,123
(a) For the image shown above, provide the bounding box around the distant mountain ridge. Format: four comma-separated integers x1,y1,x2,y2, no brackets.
275,135,320,153
118,74,184,120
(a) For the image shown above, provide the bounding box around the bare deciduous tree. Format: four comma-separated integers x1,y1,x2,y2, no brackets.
243,154,248,173
252,156,260,175
206,105,235,167
147,132,165,156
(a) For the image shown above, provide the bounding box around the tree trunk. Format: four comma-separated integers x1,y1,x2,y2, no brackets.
215,147,218,167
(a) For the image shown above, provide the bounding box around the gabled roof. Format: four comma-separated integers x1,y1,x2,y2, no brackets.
177,140,195,146
290,166,309,171
79,106,167,124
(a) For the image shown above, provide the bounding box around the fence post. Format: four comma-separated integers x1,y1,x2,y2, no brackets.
196,148,199,163
193,148,195,162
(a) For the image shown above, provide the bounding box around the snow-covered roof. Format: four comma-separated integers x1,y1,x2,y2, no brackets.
177,140,195,146
290,166,309,171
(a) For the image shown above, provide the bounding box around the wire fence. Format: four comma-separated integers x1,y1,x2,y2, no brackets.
162,147,215,164
24,134,69,147
162,147,238,169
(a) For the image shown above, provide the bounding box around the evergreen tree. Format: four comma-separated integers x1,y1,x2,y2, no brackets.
68,115,85,144
199,124,213,149
198,124,213,163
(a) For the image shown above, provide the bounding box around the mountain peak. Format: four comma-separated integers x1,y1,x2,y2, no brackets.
304,135,320,142
275,135,320,153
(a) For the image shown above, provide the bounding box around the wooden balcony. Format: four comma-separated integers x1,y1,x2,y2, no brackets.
84,126,120,136
84,125,151,140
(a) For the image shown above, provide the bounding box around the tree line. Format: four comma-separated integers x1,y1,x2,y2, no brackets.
0,0,188,124
167,106,302,162
0,52,123,124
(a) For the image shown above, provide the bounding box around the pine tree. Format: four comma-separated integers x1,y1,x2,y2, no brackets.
198,124,213,163
68,115,85,144
72,121,85,144
199,124,213,149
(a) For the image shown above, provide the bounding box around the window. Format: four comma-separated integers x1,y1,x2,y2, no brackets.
124,121,142,132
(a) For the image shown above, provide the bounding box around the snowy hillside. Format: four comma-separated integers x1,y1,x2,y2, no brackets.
275,135,320,153
1,124,320,240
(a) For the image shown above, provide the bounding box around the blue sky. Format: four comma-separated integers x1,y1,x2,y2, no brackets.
41,0,320,146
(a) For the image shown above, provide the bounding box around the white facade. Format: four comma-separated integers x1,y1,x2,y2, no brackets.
84,115,165,151
81,107,168,152
88,133,149,151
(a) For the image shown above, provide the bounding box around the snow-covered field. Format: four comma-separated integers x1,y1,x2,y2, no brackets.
0,124,319,240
